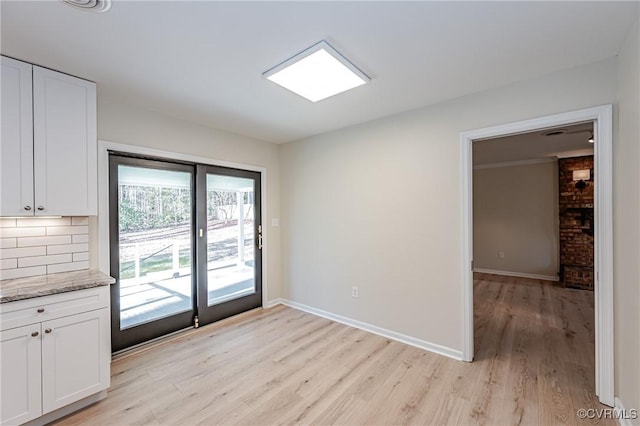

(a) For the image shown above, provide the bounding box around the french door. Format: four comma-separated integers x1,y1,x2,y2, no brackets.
109,154,262,352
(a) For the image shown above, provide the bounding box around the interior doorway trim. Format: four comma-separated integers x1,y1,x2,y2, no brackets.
460,104,614,406
97,140,270,309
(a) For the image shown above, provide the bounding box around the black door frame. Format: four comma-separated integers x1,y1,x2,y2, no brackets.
109,153,263,352
109,154,197,352
195,164,263,325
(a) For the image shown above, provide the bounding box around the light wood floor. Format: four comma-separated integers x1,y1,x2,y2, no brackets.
55,274,613,425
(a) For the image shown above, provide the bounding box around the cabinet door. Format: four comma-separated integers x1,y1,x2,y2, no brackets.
0,325,42,425
41,308,110,414
0,56,34,216
33,66,97,216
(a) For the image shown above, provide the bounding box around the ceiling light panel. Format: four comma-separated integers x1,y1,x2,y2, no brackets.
263,41,370,102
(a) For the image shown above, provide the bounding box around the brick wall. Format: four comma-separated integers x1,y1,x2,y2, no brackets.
0,217,89,280
558,156,594,290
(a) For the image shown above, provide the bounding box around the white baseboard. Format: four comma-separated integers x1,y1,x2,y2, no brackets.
272,298,463,361
615,397,638,426
263,298,284,309
473,268,559,282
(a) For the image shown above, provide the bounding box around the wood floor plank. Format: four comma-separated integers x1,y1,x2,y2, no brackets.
356,347,441,425
53,274,614,426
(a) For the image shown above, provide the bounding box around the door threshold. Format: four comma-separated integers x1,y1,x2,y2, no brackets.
112,326,193,360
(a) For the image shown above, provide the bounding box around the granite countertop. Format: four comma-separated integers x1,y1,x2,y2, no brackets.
0,270,115,303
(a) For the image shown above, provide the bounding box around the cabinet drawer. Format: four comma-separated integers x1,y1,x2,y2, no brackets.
0,287,109,331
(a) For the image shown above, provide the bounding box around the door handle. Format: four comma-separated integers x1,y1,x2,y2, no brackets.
257,225,263,250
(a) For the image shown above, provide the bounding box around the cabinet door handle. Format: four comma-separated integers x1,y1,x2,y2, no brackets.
24,205,32,211
37,206,45,211
31,331,39,337
44,328,52,334
37,308,45,313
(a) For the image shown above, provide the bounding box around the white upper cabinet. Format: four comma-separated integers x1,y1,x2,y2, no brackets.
0,56,34,216
33,66,97,216
0,57,97,217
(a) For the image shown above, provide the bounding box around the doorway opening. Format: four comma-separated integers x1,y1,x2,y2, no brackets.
471,121,606,417
460,105,614,406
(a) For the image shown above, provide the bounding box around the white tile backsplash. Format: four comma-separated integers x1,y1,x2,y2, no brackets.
72,234,89,243
0,227,46,238
16,217,71,227
0,259,17,269
47,261,89,274
18,254,73,268
46,225,89,236
0,217,90,280
1,265,47,280
0,246,47,259
0,219,17,228
72,252,89,262
17,235,72,247
0,238,17,249
71,217,89,226
47,243,89,255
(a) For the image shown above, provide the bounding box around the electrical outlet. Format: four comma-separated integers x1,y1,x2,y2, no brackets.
352,286,359,298
498,251,505,259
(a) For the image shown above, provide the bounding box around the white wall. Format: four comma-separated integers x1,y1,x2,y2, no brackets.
281,57,617,354
613,19,640,421
96,98,283,302
473,161,559,278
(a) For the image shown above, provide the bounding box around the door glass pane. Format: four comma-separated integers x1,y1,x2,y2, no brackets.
118,165,193,329
206,174,256,306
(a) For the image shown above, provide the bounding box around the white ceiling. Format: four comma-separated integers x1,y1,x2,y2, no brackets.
473,122,594,165
1,1,637,143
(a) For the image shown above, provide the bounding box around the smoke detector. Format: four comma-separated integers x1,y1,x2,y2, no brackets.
60,0,112,13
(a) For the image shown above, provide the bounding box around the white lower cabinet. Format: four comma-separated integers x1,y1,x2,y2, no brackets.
0,287,110,425
0,325,42,425
41,309,110,414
